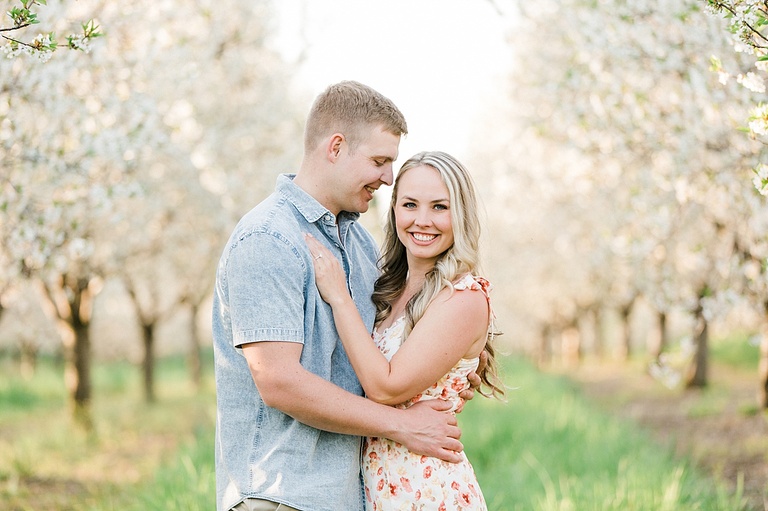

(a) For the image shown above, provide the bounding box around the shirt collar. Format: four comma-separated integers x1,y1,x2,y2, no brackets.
276,174,361,227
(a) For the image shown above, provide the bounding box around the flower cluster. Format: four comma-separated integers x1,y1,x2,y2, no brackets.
1,1,101,61
748,103,768,135
738,70,766,92
2,33,55,62
705,0,768,52
66,34,92,53
705,0,768,195
66,19,101,54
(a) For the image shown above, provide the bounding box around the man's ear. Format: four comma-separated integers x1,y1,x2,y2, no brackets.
326,133,344,162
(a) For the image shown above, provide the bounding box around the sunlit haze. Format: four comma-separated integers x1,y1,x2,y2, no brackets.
270,0,515,166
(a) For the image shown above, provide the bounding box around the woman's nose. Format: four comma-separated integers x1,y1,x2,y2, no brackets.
414,209,432,226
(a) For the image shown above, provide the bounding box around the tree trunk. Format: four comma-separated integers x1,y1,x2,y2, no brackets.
593,307,605,359
187,303,202,390
71,317,92,425
617,303,633,362
18,336,38,380
758,317,768,409
649,310,667,362
142,322,156,403
538,324,551,367
123,277,163,404
45,276,95,430
685,302,708,388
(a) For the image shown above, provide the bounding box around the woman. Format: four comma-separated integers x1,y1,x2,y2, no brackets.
305,151,505,510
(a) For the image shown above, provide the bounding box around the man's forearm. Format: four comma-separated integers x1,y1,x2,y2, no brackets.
244,342,463,462
260,367,463,462
261,364,403,437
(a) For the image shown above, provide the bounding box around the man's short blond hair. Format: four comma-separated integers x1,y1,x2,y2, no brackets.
304,81,408,153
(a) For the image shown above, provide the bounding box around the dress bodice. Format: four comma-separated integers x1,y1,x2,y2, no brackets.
372,315,479,413
361,274,491,510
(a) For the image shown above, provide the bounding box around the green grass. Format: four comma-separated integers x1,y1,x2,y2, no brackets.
124,356,745,511
118,426,215,511
0,351,216,511
0,355,66,413
0,352,750,510
460,357,746,511
710,333,760,371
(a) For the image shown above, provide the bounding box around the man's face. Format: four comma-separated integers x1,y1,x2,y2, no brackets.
329,125,400,216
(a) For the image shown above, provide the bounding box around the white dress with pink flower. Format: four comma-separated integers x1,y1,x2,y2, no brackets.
362,275,491,511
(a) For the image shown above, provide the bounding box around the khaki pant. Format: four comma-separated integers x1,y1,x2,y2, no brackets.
231,498,301,511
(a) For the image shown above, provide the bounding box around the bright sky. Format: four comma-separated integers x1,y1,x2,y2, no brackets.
270,0,515,167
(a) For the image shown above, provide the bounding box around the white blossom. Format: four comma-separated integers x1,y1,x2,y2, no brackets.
737,71,766,93
68,35,93,53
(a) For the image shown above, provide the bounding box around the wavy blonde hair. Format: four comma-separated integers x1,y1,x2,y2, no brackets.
372,151,505,398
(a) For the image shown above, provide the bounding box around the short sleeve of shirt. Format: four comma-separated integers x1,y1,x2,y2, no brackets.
226,230,306,347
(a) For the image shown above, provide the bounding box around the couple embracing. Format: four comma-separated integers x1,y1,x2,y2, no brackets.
213,81,505,511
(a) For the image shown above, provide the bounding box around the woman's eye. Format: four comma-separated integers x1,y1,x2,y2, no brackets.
402,202,416,209
434,204,448,210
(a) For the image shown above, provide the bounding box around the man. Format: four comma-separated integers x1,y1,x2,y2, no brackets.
213,81,468,511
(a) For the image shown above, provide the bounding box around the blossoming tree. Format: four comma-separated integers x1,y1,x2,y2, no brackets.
1,0,171,427
478,0,768,399
103,0,303,402
702,0,768,405
1,0,301,422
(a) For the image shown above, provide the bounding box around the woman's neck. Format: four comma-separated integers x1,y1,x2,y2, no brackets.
404,263,431,295
387,274,424,321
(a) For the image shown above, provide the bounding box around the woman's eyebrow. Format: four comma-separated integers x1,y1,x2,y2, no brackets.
399,195,449,203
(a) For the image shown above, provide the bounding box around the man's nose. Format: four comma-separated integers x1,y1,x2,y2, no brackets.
381,164,393,186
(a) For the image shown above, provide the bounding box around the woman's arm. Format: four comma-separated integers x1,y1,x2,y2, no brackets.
305,233,488,405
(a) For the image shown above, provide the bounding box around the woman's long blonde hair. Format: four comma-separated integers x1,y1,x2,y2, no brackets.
372,151,505,398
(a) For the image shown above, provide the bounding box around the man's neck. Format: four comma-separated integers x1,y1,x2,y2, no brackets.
293,167,340,218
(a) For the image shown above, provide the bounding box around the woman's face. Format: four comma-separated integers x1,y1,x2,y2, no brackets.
393,164,454,266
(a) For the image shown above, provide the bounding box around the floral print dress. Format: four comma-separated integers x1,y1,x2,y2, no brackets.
362,274,491,511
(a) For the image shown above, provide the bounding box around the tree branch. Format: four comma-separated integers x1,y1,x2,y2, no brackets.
2,34,36,49
0,23,31,33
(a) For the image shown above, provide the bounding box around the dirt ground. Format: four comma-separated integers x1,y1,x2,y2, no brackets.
567,361,768,511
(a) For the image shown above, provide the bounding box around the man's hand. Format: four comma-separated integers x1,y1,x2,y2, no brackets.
456,349,488,412
394,399,463,463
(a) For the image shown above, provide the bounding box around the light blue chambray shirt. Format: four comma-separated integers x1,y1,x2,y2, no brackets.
212,174,380,511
